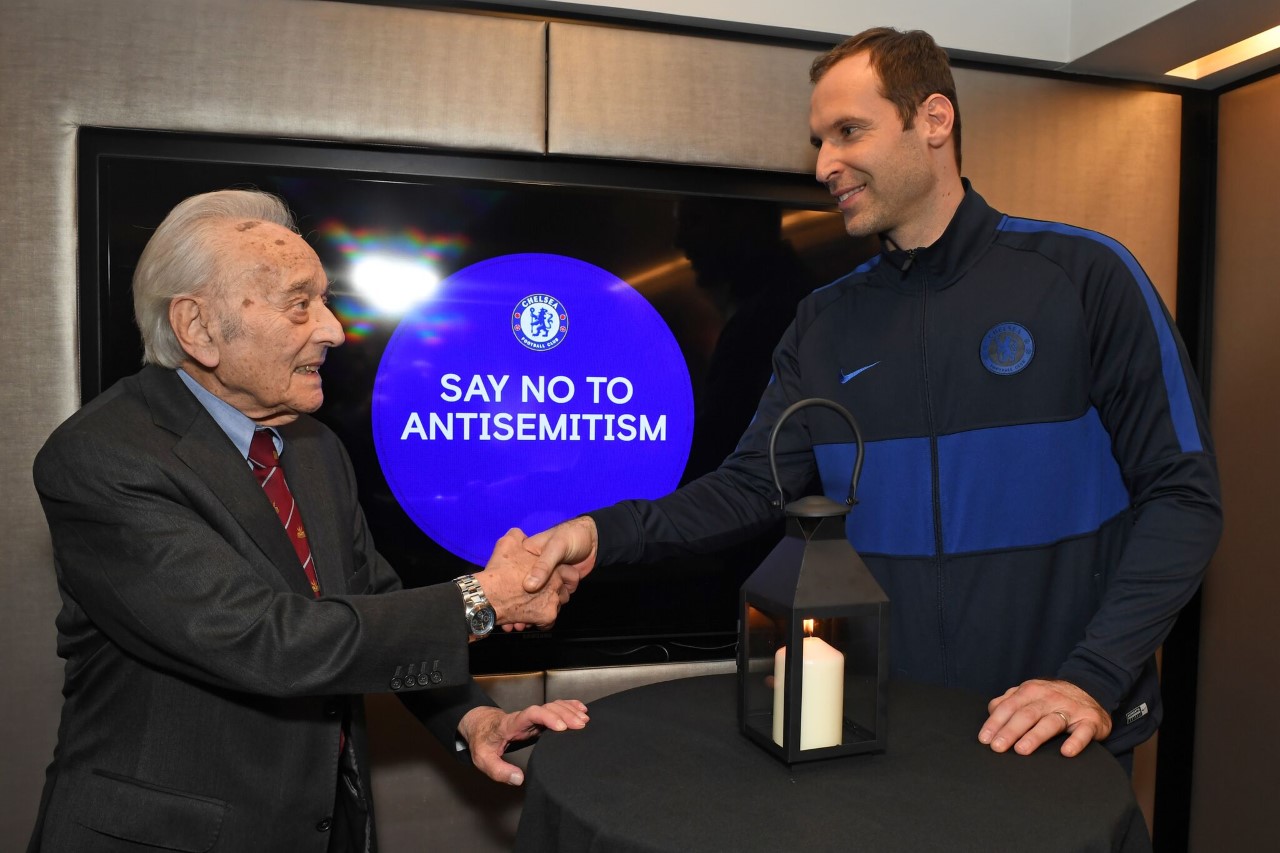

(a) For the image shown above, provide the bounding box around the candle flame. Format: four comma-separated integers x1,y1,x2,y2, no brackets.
803,619,815,636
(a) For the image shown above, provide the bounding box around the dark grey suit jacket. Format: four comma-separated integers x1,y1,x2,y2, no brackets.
30,365,491,852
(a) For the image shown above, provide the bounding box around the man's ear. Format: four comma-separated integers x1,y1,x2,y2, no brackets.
920,93,955,150
169,296,220,369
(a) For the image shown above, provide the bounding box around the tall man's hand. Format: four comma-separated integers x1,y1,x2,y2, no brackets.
522,516,599,594
474,529,570,630
979,678,1112,757
458,700,589,785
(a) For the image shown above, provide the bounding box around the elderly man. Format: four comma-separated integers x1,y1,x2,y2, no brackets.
523,27,1220,772
30,189,586,853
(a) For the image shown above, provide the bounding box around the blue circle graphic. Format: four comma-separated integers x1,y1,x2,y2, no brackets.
372,253,694,566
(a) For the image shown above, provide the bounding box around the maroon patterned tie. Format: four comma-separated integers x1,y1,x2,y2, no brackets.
248,429,321,597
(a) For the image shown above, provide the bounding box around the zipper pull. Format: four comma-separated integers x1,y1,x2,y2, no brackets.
902,248,919,273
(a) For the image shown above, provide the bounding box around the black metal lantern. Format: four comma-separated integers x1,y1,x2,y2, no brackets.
738,398,889,762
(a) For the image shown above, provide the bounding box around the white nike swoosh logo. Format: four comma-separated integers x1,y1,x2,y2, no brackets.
840,361,880,384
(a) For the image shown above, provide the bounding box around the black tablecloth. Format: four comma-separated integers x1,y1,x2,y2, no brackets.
516,674,1151,853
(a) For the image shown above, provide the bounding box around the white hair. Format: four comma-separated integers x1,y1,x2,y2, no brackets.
132,189,296,368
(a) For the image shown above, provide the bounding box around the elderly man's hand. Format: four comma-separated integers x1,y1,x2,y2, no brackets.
474,529,570,630
979,678,1112,757
458,700,589,786
521,516,599,595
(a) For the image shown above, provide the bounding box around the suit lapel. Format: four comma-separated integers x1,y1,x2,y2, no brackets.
141,367,317,597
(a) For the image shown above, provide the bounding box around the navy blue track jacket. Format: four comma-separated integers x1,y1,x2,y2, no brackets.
589,184,1221,753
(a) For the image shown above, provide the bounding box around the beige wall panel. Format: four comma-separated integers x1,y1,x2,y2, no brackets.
1191,72,1280,852
0,0,545,844
548,22,821,172
10,0,547,151
959,69,1183,310
547,30,1181,307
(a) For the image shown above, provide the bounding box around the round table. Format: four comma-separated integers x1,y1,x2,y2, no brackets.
515,674,1150,853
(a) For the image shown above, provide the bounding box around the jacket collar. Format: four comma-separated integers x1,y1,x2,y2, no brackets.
874,179,1005,291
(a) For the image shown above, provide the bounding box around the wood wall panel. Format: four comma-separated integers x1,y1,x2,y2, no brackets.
959,69,1182,309
1191,71,1280,852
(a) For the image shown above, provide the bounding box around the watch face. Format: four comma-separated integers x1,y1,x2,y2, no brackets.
468,605,496,636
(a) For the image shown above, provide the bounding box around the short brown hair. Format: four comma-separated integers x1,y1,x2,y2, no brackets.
810,27,962,170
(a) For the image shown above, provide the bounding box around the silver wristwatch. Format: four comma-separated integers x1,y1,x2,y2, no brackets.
453,574,495,638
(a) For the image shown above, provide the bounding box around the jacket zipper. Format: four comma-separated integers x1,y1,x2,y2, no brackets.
917,258,949,685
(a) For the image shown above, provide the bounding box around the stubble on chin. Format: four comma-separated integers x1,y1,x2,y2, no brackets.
842,213,879,240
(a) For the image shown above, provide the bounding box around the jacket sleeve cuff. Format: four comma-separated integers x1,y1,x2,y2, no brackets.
1056,652,1126,713
585,504,643,566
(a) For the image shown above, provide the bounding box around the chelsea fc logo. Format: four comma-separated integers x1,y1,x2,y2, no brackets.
512,294,569,351
980,322,1034,375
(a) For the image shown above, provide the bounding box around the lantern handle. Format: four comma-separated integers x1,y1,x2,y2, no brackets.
767,397,865,510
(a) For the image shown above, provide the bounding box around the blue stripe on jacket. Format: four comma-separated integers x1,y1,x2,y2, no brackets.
814,408,1130,556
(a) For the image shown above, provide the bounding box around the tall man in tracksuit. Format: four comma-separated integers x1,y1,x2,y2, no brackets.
520,27,1222,763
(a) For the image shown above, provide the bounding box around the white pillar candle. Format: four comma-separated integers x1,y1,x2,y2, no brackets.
771,634,845,749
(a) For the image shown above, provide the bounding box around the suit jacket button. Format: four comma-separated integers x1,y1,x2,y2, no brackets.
403,675,418,688
316,817,332,832
428,670,443,684
390,677,403,690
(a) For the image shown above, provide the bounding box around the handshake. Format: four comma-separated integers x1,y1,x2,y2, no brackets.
468,517,600,633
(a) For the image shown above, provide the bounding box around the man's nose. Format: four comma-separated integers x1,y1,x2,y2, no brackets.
814,142,838,186
316,302,345,347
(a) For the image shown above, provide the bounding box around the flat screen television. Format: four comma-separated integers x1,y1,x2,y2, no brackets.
77,128,876,673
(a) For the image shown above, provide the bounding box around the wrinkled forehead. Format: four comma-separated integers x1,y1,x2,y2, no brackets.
213,219,321,290
217,218,311,259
